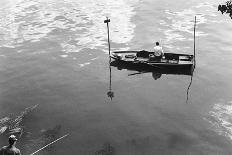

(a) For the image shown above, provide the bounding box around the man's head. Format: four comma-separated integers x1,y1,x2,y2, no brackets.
156,42,159,46
8,135,17,145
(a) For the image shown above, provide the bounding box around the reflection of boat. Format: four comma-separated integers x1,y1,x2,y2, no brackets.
110,59,193,80
111,50,194,69
111,57,194,102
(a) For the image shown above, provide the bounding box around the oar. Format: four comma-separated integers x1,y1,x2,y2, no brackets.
150,64,163,69
30,134,69,155
128,71,149,76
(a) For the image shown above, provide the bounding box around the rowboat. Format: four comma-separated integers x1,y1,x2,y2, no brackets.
104,17,196,70
110,50,194,69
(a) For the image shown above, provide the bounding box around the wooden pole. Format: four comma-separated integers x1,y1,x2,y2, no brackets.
104,17,111,57
194,16,196,68
30,134,69,155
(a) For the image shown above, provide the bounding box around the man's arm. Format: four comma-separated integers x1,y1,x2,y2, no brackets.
161,47,164,57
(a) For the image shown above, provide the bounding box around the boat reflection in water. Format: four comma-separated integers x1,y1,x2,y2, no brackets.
110,59,194,104
110,60,194,81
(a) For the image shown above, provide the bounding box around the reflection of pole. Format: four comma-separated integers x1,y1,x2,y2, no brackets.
104,17,111,57
194,16,196,68
186,73,193,104
107,54,114,100
109,58,112,90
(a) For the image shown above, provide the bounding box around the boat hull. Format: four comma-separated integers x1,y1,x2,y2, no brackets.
110,58,194,75
110,50,194,70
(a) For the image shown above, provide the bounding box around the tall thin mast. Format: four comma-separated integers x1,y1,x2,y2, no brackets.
194,16,196,68
104,17,111,57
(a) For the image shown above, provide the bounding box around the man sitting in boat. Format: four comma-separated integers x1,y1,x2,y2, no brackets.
149,42,164,61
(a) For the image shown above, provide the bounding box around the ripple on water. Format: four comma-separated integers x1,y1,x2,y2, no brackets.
0,0,139,53
60,55,68,58
79,62,91,67
164,9,208,40
206,100,232,140
161,1,220,52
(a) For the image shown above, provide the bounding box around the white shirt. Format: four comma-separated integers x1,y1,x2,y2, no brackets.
153,46,164,56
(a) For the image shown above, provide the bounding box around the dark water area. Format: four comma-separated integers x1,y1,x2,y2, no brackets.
1,0,232,154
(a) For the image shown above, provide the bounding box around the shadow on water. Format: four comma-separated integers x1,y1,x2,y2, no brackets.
0,104,38,137
218,1,232,19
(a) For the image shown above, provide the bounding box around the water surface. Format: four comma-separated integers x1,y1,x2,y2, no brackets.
1,0,232,154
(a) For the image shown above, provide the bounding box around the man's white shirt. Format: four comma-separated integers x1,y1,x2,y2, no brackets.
153,46,163,56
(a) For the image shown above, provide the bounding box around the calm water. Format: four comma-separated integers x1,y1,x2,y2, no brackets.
1,0,232,154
